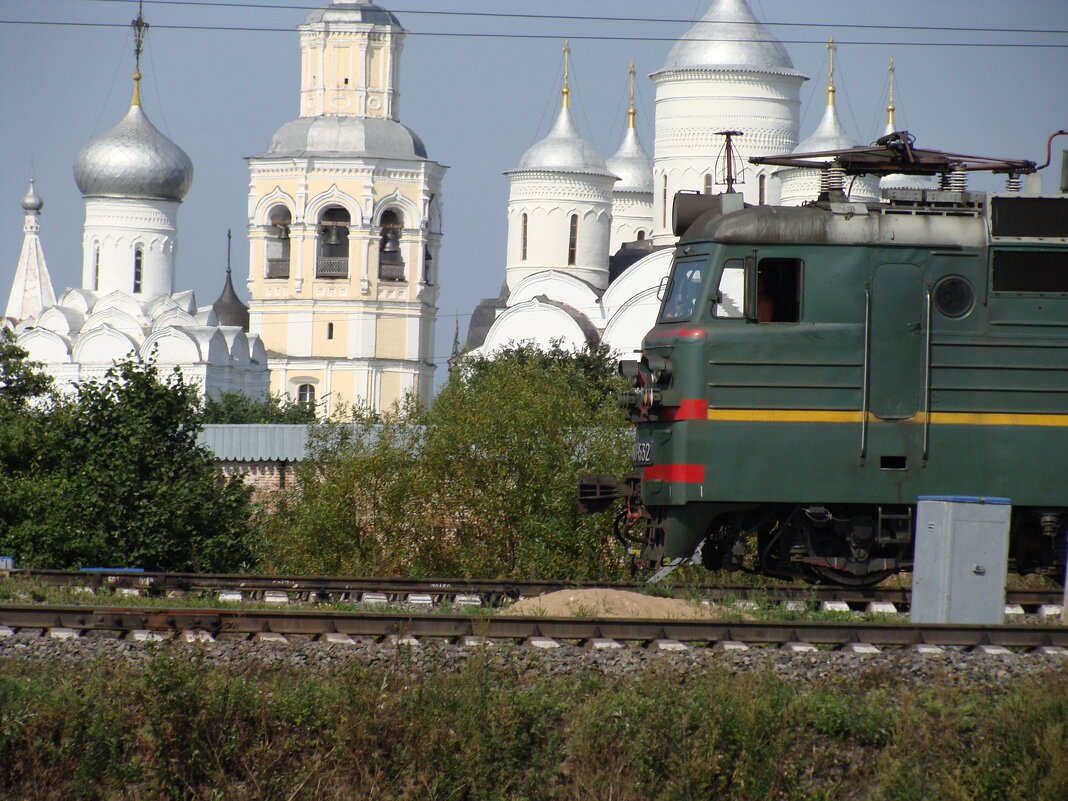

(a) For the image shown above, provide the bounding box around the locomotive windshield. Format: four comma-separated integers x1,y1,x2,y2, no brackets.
658,259,707,322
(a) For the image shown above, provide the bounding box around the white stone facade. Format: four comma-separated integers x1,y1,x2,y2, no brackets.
81,196,179,296
505,170,615,292
650,70,804,241
17,288,269,397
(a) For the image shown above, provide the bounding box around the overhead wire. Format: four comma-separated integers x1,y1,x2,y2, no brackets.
48,0,1068,36
2,19,1067,47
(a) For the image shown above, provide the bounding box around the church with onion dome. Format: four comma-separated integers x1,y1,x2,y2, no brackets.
4,0,926,406
5,11,268,398
466,0,912,360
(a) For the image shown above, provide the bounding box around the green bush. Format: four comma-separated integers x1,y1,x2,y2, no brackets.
257,342,633,580
0,354,256,572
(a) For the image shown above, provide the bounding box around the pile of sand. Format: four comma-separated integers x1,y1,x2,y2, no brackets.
502,588,748,620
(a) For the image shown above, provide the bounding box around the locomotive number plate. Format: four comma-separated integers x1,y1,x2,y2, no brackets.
633,439,653,466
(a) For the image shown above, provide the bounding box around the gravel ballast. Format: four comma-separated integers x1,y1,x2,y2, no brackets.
2,630,1066,691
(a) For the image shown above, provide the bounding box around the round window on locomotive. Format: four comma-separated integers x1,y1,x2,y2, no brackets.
933,276,974,318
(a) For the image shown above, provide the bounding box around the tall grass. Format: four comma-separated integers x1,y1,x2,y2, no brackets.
0,651,1064,800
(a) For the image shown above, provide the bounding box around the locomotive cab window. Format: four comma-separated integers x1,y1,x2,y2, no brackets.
757,258,801,322
659,259,708,323
713,259,745,319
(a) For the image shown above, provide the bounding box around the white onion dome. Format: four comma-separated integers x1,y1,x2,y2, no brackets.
658,0,803,77
259,116,427,159
74,102,193,202
510,105,613,177
303,1,401,28
606,127,653,193
21,179,43,212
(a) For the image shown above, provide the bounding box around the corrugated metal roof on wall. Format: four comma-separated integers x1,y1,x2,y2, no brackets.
198,424,310,462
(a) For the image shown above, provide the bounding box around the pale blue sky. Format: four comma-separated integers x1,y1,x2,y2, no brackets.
2,0,1066,383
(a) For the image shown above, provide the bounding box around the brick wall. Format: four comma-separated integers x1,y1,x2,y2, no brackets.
218,460,292,503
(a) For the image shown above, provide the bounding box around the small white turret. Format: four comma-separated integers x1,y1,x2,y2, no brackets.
6,178,56,322
778,40,880,206
880,59,937,192
505,42,617,291
606,64,654,252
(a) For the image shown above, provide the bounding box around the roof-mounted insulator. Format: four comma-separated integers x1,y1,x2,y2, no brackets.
821,165,846,194
940,166,967,192
1005,174,1022,193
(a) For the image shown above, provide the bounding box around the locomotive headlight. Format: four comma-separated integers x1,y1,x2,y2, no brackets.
644,355,673,384
619,360,642,388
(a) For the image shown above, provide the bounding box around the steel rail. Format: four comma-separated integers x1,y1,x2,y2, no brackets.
1,605,1066,648
1,569,1063,609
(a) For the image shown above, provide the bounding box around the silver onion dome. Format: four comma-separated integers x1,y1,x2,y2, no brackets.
303,1,402,28
510,106,613,177
74,103,193,201
794,104,857,155
658,0,803,77
259,116,427,159
21,179,43,212
606,128,653,193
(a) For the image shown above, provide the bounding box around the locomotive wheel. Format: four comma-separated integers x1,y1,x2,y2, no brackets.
808,564,893,587
802,515,897,587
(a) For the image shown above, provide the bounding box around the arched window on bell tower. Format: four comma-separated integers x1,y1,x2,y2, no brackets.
379,208,404,281
759,174,767,205
133,245,144,293
704,174,713,195
422,246,433,285
92,245,100,291
520,213,528,261
267,205,292,279
317,206,350,279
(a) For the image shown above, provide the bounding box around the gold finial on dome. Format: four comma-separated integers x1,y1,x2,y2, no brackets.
826,37,837,107
130,0,149,106
562,40,571,109
627,61,637,129
887,57,897,130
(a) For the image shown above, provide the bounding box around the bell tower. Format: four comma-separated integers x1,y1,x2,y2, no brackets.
247,0,446,414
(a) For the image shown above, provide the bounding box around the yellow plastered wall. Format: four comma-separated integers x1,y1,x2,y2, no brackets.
379,371,404,410
311,316,346,358
375,316,408,360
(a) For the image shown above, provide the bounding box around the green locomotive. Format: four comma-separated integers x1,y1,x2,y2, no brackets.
582,135,1068,586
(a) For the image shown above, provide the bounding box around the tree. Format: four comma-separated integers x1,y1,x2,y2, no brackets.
0,331,54,548
257,342,633,580
201,390,317,424
0,328,52,408
0,357,256,572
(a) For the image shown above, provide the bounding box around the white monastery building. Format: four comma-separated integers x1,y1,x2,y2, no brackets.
5,14,268,398
246,0,446,415
467,0,913,361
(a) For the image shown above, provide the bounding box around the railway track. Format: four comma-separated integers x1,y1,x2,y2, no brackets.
3,568,1065,614
0,604,1066,654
